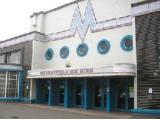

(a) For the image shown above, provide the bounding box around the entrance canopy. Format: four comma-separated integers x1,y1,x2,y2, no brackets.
28,63,136,79
0,64,22,71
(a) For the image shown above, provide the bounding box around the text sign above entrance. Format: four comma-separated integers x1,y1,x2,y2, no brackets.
28,64,136,79
40,68,94,76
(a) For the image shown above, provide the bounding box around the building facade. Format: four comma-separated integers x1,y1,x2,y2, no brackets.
0,0,159,114
27,0,160,113
0,31,44,101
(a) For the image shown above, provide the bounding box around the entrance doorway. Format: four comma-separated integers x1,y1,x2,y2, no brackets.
36,80,49,104
57,81,64,105
115,79,134,111
93,81,107,110
74,83,83,107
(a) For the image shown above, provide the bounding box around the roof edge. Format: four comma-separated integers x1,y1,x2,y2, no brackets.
131,0,160,7
30,0,85,17
0,31,45,44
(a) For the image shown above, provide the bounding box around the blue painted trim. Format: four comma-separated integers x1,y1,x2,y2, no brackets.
0,98,35,103
60,46,69,59
0,69,23,72
131,109,160,115
45,48,54,61
18,71,24,98
97,39,110,55
120,35,133,52
0,98,21,102
76,43,88,57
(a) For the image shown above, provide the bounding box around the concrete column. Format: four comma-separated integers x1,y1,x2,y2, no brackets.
30,79,36,103
132,17,138,109
83,79,89,110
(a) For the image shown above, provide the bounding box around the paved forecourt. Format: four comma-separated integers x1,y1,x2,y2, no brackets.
0,102,158,119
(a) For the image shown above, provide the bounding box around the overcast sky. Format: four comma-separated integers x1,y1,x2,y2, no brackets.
0,0,74,41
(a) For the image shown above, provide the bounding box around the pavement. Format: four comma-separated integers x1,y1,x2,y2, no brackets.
0,102,159,119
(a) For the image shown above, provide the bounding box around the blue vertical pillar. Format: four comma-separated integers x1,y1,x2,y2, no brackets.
106,79,111,112
64,79,71,108
83,79,89,110
18,71,24,99
48,80,55,106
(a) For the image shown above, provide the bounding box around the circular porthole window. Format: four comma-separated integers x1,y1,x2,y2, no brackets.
121,35,133,51
77,43,88,57
60,46,69,59
45,48,53,61
97,39,110,54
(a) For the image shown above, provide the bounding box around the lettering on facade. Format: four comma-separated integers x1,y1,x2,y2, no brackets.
40,68,94,76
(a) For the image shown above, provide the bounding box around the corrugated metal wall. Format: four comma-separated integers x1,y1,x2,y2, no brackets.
136,11,160,109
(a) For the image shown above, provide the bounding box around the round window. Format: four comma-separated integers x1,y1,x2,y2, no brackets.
77,43,88,57
60,46,69,59
121,35,133,51
45,48,53,61
97,39,110,54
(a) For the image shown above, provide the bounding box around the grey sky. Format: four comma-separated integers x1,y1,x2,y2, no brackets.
0,0,74,41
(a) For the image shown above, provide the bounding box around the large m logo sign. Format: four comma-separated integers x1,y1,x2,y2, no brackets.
70,0,97,40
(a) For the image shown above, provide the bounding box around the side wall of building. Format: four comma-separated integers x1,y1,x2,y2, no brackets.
136,11,160,109
0,41,33,98
0,41,33,67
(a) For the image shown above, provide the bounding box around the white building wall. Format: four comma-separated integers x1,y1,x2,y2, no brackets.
30,0,132,34
31,25,133,70
30,0,135,70
32,40,45,69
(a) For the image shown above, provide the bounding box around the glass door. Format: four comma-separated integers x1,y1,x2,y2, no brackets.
58,84,64,105
94,82,107,110
117,83,126,109
94,85,102,107
115,79,134,111
75,84,83,107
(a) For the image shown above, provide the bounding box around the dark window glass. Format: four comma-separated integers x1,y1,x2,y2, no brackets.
77,43,88,57
45,48,53,61
60,46,69,59
97,39,110,54
121,35,133,51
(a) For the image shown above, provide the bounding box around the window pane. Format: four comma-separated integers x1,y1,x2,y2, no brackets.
0,72,6,97
7,51,21,64
6,72,18,98
0,54,5,64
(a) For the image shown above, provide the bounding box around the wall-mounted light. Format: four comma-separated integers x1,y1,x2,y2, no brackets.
66,61,71,68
